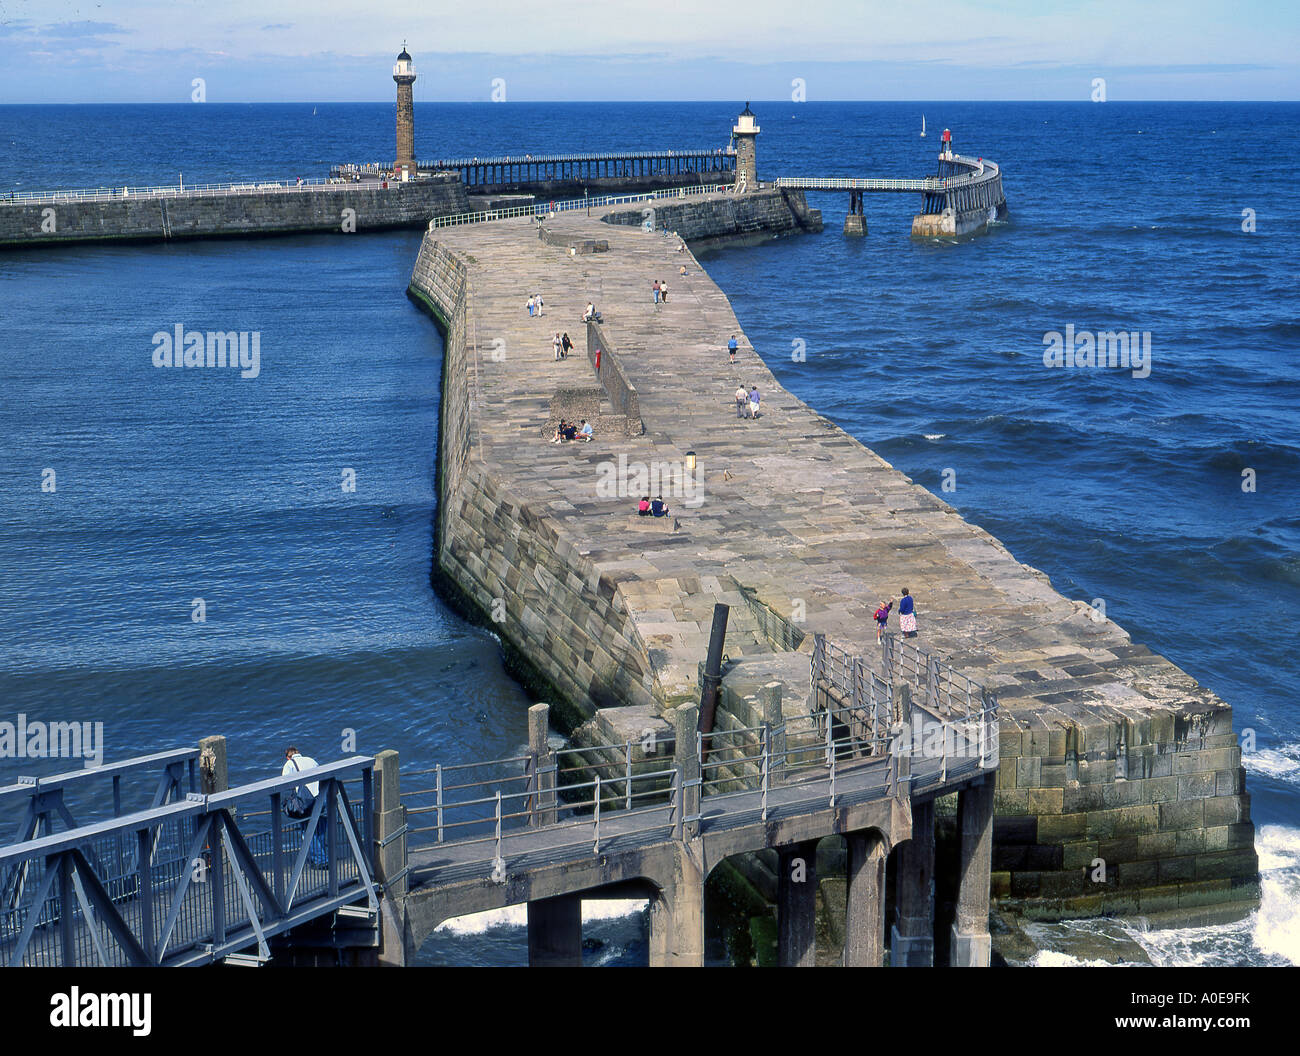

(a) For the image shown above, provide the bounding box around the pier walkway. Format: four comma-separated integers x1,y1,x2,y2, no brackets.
409,190,1256,926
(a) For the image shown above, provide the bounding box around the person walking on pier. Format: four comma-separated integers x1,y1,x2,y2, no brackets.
874,599,894,643
660,280,669,303
553,333,563,360
561,332,573,357
898,589,918,638
735,384,749,418
653,280,661,304
728,335,738,363
535,294,544,317
749,385,761,419
527,295,536,317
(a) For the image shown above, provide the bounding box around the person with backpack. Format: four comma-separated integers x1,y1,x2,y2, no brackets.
282,746,328,867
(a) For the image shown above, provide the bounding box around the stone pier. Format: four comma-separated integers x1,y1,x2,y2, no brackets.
406,188,1257,932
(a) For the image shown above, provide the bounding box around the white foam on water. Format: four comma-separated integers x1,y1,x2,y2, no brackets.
1245,743,1300,785
1026,949,1125,968
1115,824,1300,967
1253,824,1300,965
923,433,946,441
433,898,647,936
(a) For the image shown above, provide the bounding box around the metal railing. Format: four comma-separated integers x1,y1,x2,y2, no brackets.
772,155,1001,195
427,183,731,229
417,148,736,169
0,757,376,967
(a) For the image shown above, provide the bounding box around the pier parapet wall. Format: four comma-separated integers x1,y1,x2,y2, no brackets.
602,188,822,242
0,174,469,248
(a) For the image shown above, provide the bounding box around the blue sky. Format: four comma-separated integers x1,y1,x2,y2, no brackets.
0,0,1295,102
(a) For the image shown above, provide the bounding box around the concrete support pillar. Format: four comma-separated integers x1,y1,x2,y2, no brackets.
891,799,935,966
648,846,705,967
527,894,582,967
951,775,995,967
198,735,227,794
843,214,868,236
777,840,819,966
843,830,887,967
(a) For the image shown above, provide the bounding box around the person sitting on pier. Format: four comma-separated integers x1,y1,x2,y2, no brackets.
651,496,670,518
583,302,603,324
578,420,593,442
638,496,651,516
549,419,568,444
562,421,579,442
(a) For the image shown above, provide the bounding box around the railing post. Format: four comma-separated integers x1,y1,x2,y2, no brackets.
674,706,701,839
760,681,786,786
435,763,444,842
593,775,602,853
527,703,549,828
625,740,633,812
927,654,942,715
494,791,503,864
760,727,770,822
373,750,406,900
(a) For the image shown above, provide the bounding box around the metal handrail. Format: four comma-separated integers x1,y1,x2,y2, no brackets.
417,147,736,168
0,176,367,206
427,184,730,229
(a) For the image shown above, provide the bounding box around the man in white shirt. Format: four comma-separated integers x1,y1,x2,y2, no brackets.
283,746,328,866
283,746,321,800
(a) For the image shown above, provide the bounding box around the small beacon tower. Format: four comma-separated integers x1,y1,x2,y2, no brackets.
940,128,953,160
732,103,760,191
393,45,417,181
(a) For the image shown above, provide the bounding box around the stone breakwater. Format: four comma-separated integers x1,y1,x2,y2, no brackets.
407,188,1258,923
0,175,469,248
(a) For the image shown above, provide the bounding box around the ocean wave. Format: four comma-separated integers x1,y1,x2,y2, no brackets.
1245,743,1300,785
1025,949,1129,967
1118,825,1300,967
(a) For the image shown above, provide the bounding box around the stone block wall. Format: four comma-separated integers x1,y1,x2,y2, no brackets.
409,236,660,728
992,705,1257,921
0,175,470,247
585,321,642,428
601,188,822,242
